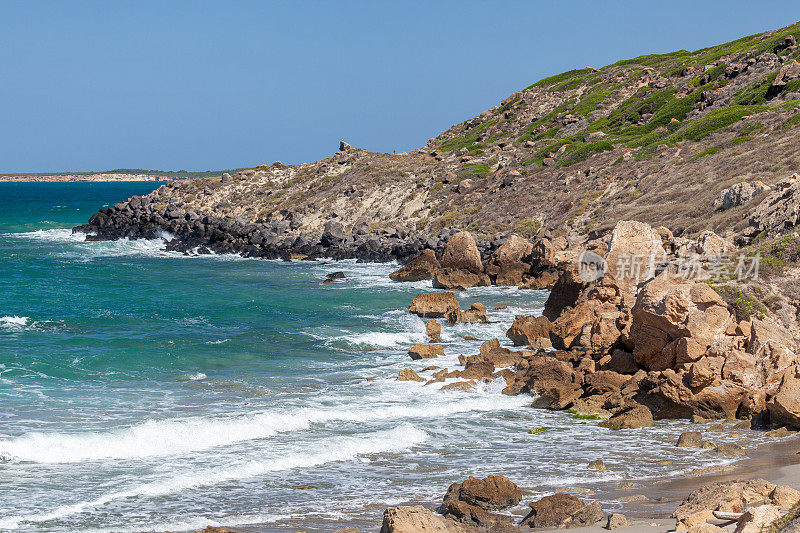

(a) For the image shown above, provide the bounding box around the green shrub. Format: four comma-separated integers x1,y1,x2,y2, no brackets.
439,119,498,151
693,146,722,159
670,105,765,142
712,284,766,321
557,140,615,166
515,219,541,237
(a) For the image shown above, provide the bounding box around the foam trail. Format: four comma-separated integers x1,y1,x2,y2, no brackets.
0,316,29,330
0,393,526,463
0,424,426,529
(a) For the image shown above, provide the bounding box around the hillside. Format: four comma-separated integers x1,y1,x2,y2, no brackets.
78,21,800,252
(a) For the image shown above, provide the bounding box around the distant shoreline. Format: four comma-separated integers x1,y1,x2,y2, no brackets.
0,174,180,183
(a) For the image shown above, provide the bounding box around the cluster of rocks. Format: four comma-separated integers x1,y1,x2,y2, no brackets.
674,478,800,533
381,475,607,533
72,188,565,278
389,230,559,289
72,195,435,262
393,219,800,431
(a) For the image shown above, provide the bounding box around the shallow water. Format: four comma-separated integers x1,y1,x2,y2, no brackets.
0,182,765,532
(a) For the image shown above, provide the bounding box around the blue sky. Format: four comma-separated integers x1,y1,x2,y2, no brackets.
0,1,797,173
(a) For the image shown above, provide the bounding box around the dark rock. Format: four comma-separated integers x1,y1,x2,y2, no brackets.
521,493,604,529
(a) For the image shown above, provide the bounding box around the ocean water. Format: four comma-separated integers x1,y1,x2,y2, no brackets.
0,182,760,533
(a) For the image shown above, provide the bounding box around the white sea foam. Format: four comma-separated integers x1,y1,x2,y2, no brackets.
0,391,525,464
0,316,30,329
0,424,427,529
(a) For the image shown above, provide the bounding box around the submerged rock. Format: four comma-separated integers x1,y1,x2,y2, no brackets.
677,431,702,447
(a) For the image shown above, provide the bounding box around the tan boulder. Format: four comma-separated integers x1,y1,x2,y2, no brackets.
630,273,734,371
771,485,800,509
489,234,533,266
439,231,484,273
426,320,442,342
447,303,488,325
456,361,495,379
380,506,470,533
696,231,735,257
506,315,551,346
674,479,776,528
768,369,800,428
604,220,665,295
390,249,441,282
440,381,476,392
734,504,781,533
397,368,426,382
520,268,559,289
439,501,517,532
543,266,592,321
432,269,492,290
639,369,746,419
530,237,557,269
491,263,530,287
409,344,444,360
408,292,460,318
598,403,653,430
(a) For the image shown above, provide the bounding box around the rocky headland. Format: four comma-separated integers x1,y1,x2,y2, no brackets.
71,21,800,533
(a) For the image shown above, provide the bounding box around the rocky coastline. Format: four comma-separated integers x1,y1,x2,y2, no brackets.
66,21,800,532
73,179,800,533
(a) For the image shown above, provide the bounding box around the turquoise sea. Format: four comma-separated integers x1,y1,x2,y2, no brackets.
0,183,754,532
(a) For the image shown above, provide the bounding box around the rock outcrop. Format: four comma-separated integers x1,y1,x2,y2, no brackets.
439,476,522,512
390,249,441,281
408,293,460,318
521,494,604,529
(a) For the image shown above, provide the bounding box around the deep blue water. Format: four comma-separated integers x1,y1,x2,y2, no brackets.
0,182,746,532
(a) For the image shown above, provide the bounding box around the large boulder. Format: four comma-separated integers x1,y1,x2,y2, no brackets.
409,344,445,360
390,249,441,282
380,506,471,533
439,475,523,511
734,505,781,533
408,292,460,318
439,501,518,533
603,220,665,295
630,273,734,371
543,266,591,321
674,480,777,530
440,231,484,273
433,269,491,290
598,403,654,430
638,369,747,420
742,174,800,240
530,238,556,269
521,493,604,529
447,303,489,325
713,181,770,211
768,369,800,428
488,234,533,266
506,315,551,347
696,231,735,257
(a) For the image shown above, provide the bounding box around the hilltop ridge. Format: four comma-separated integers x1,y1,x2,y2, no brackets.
76,21,800,253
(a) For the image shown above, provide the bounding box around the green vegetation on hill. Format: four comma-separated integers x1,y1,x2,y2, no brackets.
434,21,800,167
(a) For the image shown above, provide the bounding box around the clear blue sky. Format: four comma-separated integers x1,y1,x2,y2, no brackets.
1,1,797,173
